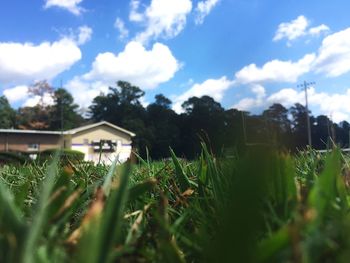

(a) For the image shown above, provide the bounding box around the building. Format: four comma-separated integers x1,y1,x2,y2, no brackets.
0,121,135,164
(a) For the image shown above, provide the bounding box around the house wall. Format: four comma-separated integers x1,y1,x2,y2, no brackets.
70,124,133,164
71,125,132,144
0,133,61,152
0,124,134,164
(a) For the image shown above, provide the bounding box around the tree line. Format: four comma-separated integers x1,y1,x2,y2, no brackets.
0,80,349,159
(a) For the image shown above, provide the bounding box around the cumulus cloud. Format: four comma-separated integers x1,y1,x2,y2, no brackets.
114,18,129,40
266,87,350,123
83,41,180,89
65,77,110,109
273,15,309,42
235,54,316,85
23,93,55,107
195,0,219,25
313,27,350,77
129,0,144,22
309,24,330,36
76,26,93,45
232,85,266,111
0,38,81,85
235,27,350,85
65,41,180,109
172,76,233,113
231,25,350,122
233,86,350,123
273,15,329,45
3,84,55,107
44,0,84,15
132,0,192,43
301,88,350,123
266,88,303,108
3,85,29,103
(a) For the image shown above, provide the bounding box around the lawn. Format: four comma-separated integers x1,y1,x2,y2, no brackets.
0,145,349,262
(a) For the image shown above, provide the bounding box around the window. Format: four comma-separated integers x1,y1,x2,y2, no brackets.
91,139,116,152
28,143,39,151
83,139,89,145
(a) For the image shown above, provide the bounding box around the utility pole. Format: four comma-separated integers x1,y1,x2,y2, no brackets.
297,81,315,148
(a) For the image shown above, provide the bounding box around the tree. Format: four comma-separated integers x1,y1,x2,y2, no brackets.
222,109,246,152
89,81,149,157
312,115,333,149
146,94,180,159
90,81,146,125
16,106,51,130
180,96,226,158
0,96,16,128
17,80,54,130
116,81,145,105
49,88,84,130
262,103,292,148
28,80,54,105
337,121,350,148
289,103,315,150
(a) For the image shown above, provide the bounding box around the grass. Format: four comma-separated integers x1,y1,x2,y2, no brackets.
0,145,350,262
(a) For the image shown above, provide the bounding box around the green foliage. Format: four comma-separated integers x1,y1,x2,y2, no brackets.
2,144,350,262
49,88,84,130
0,151,30,165
1,80,350,161
39,149,85,163
0,96,16,129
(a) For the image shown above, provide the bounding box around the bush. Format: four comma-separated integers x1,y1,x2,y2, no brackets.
39,148,85,163
0,151,30,165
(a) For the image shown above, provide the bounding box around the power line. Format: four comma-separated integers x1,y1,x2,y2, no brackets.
297,81,315,148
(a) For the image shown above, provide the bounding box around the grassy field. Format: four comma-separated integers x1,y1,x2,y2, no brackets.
1,145,350,262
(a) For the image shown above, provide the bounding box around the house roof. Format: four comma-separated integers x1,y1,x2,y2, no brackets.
0,129,63,135
65,121,136,137
0,121,135,137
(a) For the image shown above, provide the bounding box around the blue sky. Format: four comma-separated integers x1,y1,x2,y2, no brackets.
1,0,350,122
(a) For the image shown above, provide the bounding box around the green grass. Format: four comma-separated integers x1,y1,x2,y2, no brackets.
1,145,350,262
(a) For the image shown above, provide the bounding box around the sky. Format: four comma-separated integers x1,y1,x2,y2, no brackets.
1,0,350,122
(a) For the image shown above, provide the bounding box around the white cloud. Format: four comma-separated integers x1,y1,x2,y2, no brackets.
172,76,233,113
313,27,350,77
65,77,110,109
273,15,330,45
273,15,309,42
129,0,143,22
23,93,54,107
140,97,150,108
0,38,81,85
235,54,315,85
308,89,350,122
233,86,350,123
267,87,350,123
233,85,266,111
76,26,93,45
252,84,266,98
3,84,55,107
266,88,303,108
3,85,29,103
44,0,84,15
132,0,192,43
84,41,180,89
65,41,180,109
232,26,350,122
309,24,330,36
114,18,129,40
195,0,219,25
236,27,350,85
